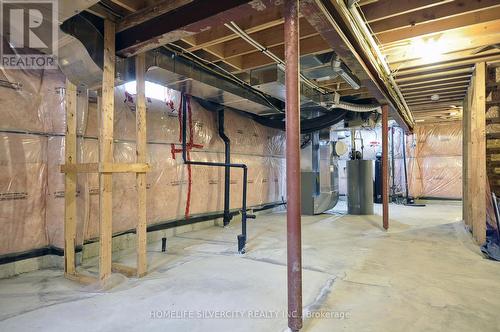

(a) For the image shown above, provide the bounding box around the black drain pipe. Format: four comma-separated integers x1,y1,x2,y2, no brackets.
181,95,254,253
218,109,232,227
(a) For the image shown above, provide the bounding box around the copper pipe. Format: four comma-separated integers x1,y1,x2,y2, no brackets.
382,105,389,230
284,0,302,331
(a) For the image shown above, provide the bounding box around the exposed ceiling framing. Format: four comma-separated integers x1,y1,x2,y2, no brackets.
86,0,500,124
359,0,500,123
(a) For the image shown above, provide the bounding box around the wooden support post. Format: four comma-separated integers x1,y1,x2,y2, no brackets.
382,105,389,230
464,62,486,244
135,53,148,277
64,79,77,276
463,91,470,229
99,20,115,281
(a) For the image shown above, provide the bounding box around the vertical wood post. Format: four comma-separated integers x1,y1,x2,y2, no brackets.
135,53,148,277
463,92,472,228
99,20,115,280
382,105,389,230
64,79,77,275
468,62,486,244
284,0,302,330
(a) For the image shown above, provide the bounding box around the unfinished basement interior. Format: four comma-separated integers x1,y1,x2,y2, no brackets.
2,0,500,331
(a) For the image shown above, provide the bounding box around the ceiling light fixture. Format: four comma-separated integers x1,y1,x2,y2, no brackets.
411,37,446,63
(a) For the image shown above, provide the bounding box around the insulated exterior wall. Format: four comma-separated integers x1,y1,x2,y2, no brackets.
0,69,286,256
337,121,462,200
405,121,462,199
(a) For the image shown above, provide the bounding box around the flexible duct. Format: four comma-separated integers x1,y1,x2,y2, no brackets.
332,101,381,113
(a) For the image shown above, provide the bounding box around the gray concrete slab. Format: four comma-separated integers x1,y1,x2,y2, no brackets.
1,201,499,332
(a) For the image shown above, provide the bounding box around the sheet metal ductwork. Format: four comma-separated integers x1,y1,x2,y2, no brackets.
59,13,285,115
58,12,382,139
300,132,340,215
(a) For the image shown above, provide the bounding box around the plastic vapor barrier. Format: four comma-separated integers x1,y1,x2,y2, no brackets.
336,121,462,200
404,121,462,199
0,69,286,256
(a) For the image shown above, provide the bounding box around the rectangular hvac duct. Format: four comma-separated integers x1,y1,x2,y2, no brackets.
249,64,333,110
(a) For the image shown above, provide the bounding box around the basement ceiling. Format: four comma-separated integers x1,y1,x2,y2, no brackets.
87,0,500,124
359,0,500,123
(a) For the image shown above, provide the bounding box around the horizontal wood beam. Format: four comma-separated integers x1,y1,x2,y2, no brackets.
399,74,472,88
60,163,151,173
116,0,276,56
219,18,318,60
396,67,474,83
370,0,500,35
405,91,467,102
118,0,194,32
401,80,471,92
111,263,138,277
188,5,284,51
410,102,463,111
361,0,451,23
377,9,500,44
109,0,144,13
403,85,469,96
65,272,98,285
408,97,464,107
233,34,331,72
393,53,500,77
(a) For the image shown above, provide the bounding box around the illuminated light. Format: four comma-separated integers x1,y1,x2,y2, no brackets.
410,37,446,63
124,80,174,101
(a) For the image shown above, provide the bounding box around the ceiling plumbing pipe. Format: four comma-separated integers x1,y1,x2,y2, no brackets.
224,21,326,94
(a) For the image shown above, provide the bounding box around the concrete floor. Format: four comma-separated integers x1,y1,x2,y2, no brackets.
1,201,500,331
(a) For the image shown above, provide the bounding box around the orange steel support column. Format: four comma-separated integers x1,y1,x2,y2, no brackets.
382,105,389,230
284,0,302,331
